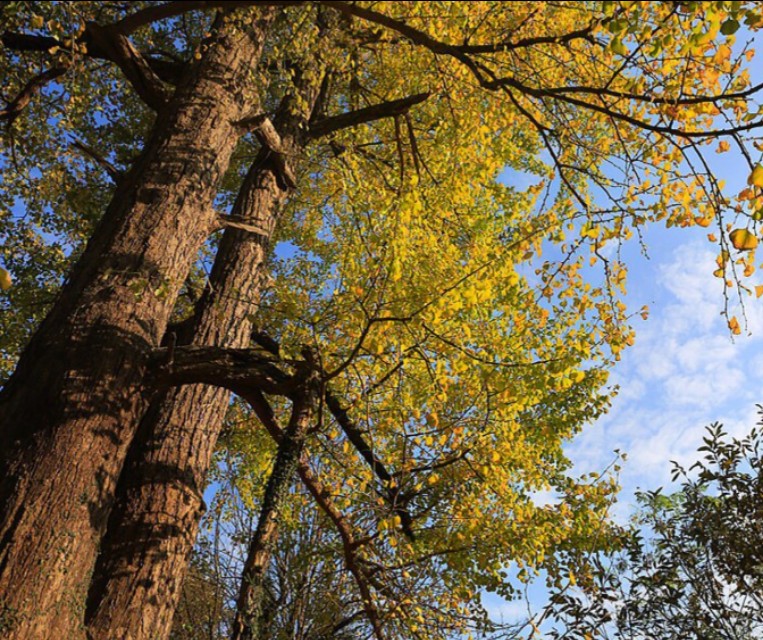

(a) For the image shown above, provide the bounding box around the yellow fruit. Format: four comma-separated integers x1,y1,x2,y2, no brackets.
0,268,11,291
729,228,759,251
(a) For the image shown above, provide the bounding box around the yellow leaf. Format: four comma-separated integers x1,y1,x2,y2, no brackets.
729,228,759,251
749,164,763,187
729,316,741,335
0,268,11,291
756,285,763,298
610,37,628,56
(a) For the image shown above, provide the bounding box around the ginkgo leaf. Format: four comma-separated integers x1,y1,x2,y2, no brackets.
728,316,741,335
749,164,763,187
610,37,628,56
729,228,759,251
0,268,11,291
720,19,740,35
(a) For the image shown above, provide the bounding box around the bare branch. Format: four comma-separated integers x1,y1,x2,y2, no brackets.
0,65,69,122
150,345,294,398
85,22,171,111
308,92,431,139
71,139,123,184
235,114,298,189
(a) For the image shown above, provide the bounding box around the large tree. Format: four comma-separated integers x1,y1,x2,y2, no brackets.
1,2,763,639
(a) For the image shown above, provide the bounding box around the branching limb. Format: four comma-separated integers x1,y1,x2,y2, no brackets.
248,391,388,640
1,31,184,84
150,345,294,398
308,92,430,139
2,23,172,112
0,29,185,84
234,114,298,189
0,65,69,122
84,22,171,111
248,327,417,539
230,369,319,640
71,139,124,184
325,391,416,541
320,1,763,138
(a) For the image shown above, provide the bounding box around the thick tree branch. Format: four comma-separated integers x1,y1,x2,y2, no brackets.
150,345,294,398
1,31,184,84
248,391,387,640
235,114,298,189
85,22,171,111
308,91,431,139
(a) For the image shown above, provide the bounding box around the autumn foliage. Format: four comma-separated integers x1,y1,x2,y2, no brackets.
1,2,763,639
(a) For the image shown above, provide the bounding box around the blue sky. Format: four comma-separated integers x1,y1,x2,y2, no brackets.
481,28,763,627
568,227,761,516
482,223,763,627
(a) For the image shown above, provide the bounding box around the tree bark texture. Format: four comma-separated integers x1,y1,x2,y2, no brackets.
84,148,291,640
84,65,325,640
0,11,275,639
230,382,318,640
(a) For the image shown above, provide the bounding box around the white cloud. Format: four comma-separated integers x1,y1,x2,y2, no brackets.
568,239,763,512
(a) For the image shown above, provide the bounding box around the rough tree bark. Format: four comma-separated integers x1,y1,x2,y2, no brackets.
230,376,319,640
0,10,275,639
83,83,431,640
84,54,327,640
85,140,300,640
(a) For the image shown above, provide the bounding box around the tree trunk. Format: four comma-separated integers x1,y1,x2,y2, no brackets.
0,12,275,639
84,76,323,640
231,382,318,640
85,147,292,640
